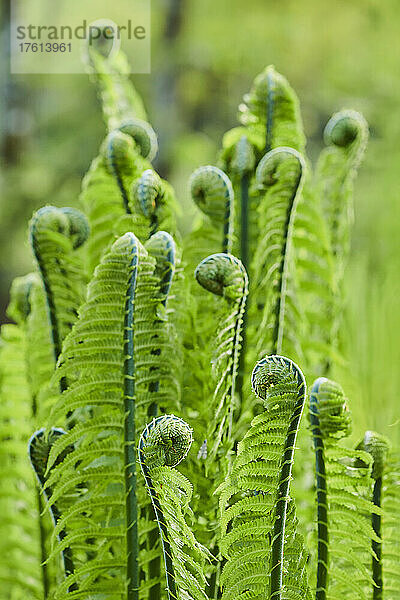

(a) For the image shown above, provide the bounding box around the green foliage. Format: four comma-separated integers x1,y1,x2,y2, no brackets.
0,42,399,600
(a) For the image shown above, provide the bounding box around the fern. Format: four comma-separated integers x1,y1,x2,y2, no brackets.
84,43,148,128
309,378,379,600
29,206,89,367
218,355,311,600
139,415,209,600
42,232,179,599
305,110,368,374
194,252,248,465
0,322,44,599
248,147,305,364
356,431,391,600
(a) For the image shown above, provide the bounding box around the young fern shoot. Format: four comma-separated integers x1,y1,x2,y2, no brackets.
139,415,209,600
309,377,351,600
195,252,248,464
29,206,89,367
309,378,379,600
218,355,310,600
357,431,390,600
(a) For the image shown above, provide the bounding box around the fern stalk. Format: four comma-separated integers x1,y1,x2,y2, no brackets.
123,236,140,600
309,379,330,600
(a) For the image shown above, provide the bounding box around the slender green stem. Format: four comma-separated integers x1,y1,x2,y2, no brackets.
124,244,139,600
309,383,329,600
237,173,249,403
372,477,383,600
269,360,306,600
37,490,49,599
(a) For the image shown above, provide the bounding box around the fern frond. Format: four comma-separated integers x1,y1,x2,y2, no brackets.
238,65,306,153
309,378,379,600
218,355,310,600
29,206,89,368
248,147,305,363
357,431,391,600
81,129,178,277
0,323,44,599
195,253,248,465
139,415,209,600
45,232,180,599
84,43,148,128
307,110,368,374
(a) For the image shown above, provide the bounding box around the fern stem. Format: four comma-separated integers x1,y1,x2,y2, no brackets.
124,239,139,600
37,490,50,599
372,477,383,600
309,380,329,600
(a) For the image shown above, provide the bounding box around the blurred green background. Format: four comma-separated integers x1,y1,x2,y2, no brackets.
1,0,399,444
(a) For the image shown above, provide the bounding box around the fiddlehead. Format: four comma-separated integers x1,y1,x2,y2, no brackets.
190,166,234,254
119,117,158,162
6,272,36,324
29,206,89,367
320,109,368,262
133,168,163,236
29,428,76,589
219,355,310,600
250,147,305,360
309,377,351,600
139,415,208,600
195,253,248,462
357,431,390,600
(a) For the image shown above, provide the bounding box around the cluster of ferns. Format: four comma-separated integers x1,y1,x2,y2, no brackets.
0,38,399,600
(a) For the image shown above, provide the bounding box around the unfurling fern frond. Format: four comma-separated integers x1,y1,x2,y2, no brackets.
195,253,248,465
238,65,306,153
81,127,177,277
139,415,210,600
356,431,391,600
83,40,148,129
29,206,89,367
42,232,179,599
308,110,368,373
309,378,378,600
218,355,311,600
185,166,235,272
248,147,305,363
